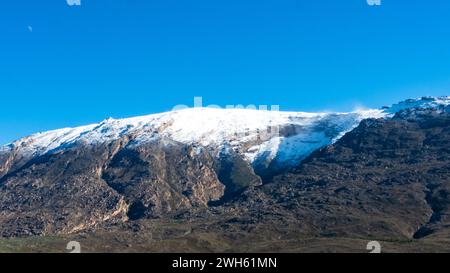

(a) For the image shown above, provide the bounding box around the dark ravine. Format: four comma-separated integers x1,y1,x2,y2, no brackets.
0,105,449,252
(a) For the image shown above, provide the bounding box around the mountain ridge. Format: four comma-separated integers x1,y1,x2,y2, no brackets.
0,96,449,252
2,96,449,179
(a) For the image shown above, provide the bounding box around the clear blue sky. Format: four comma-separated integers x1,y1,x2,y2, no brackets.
1,0,449,144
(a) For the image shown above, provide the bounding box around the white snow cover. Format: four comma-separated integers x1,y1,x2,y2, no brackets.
385,96,450,114
1,96,449,168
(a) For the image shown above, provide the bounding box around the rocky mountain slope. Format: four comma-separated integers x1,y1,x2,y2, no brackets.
216,104,450,241
0,96,449,252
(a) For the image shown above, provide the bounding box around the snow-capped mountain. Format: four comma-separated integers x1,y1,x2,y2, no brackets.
0,96,449,239
1,96,449,172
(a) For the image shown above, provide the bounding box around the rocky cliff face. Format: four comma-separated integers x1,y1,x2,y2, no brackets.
0,141,128,237
0,137,228,237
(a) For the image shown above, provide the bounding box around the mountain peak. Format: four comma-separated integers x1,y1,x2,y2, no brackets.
384,96,450,114
1,96,448,171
